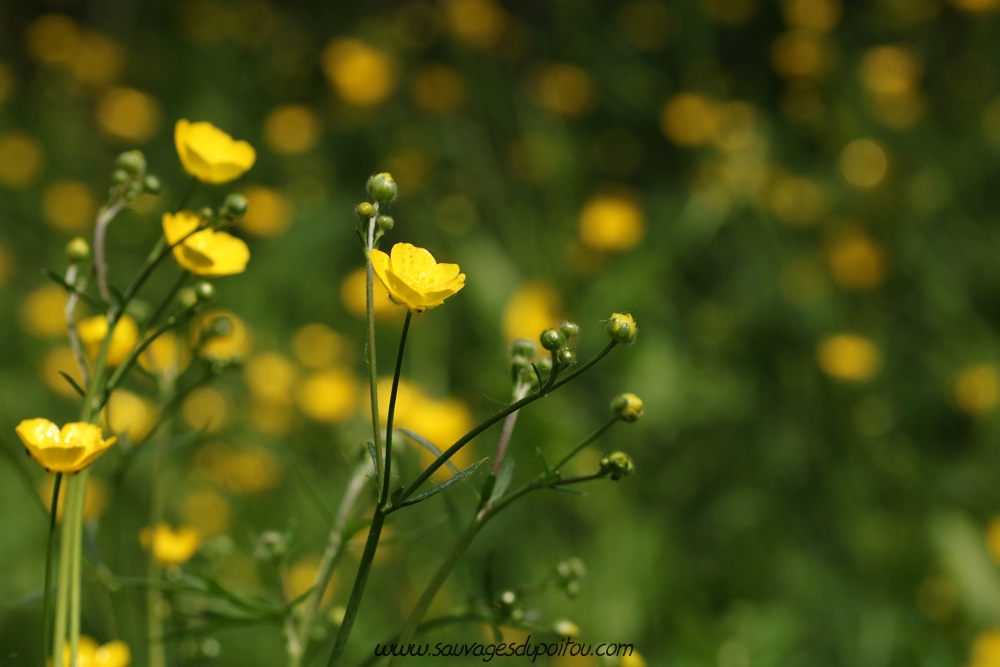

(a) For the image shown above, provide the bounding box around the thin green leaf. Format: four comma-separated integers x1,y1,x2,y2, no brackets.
399,428,461,475
548,485,587,497
399,458,487,508
58,371,87,398
44,269,101,309
489,457,515,505
366,441,380,487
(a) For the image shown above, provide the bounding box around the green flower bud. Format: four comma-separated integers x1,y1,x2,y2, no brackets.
611,393,644,422
366,172,398,203
199,207,215,222
115,150,146,176
556,347,576,366
540,328,566,351
376,214,394,231
223,193,249,218
176,287,198,309
66,237,91,263
600,451,634,480
607,312,637,345
253,530,288,561
356,201,377,219
511,338,537,358
559,321,580,338
111,169,130,185
193,281,215,303
142,174,162,195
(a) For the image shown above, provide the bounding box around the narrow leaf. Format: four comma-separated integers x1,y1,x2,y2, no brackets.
58,371,87,398
400,458,487,508
489,457,515,505
366,441,380,487
399,428,462,475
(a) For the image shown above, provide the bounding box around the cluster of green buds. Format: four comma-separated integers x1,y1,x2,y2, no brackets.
109,149,161,203
510,338,538,388
600,451,635,481
492,589,524,623
541,320,581,372
607,312,637,345
356,172,397,247
553,557,586,598
196,192,249,231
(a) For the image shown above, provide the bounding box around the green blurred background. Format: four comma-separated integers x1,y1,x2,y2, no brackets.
4,0,1000,664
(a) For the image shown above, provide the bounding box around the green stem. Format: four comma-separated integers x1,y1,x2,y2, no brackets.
140,269,190,337
41,473,62,666
52,481,73,667
399,341,619,505
550,418,619,472
364,213,384,486
148,373,174,667
327,311,412,667
68,470,88,667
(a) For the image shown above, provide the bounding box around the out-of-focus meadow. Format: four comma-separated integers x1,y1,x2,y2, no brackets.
4,0,1000,664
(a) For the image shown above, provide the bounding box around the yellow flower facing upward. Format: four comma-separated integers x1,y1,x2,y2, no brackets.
163,211,249,276
369,243,465,313
140,523,202,567
174,119,255,184
15,419,117,474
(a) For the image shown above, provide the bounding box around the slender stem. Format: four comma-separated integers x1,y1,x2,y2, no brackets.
399,341,619,505
68,470,88,667
148,372,175,667
382,311,411,505
41,473,62,665
53,479,73,667
288,463,370,667
141,269,190,337
550,418,619,472
364,212,384,484
64,265,91,387
94,200,127,304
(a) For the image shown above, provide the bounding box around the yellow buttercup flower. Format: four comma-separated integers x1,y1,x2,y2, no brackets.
174,119,255,184
78,314,139,366
163,211,249,276
15,419,117,474
140,523,202,566
369,243,465,313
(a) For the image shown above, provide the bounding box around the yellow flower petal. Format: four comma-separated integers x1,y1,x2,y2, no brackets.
175,119,256,184
163,211,249,276
369,243,465,312
15,418,116,473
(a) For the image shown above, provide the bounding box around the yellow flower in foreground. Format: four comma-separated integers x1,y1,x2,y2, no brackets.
15,419,117,473
174,119,255,184
55,636,131,667
78,314,139,366
141,523,202,566
163,211,249,276
369,243,465,313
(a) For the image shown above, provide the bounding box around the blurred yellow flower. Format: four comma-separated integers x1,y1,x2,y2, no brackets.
195,310,251,360
370,243,466,313
954,364,1000,414
987,516,1000,565
502,282,562,343
55,636,131,667
78,314,139,367
25,14,79,64
42,346,86,398
840,138,888,188
0,132,44,188
578,191,646,252
816,334,880,382
825,228,886,290
861,45,921,97
43,181,99,232
948,0,1000,13
141,523,202,567
194,443,282,494
297,367,359,423
15,419,116,474
618,651,647,667
102,390,157,443
534,63,597,117
239,186,292,237
783,0,841,32
245,352,298,405
0,60,14,105
971,630,1000,666
410,64,465,115
20,283,69,337
182,387,229,433
660,93,718,146
175,119,256,184
292,323,345,368
701,0,759,25
771,30,829,80
341,266,400,321
138,330,191,377
182,489,232,537
263,104,321,154
69,31,124,87
444,0,507,49
39,475,109,523
96,88,162,143
163,211,250,276
251,399,295,436
285,554,337,606
321,38,396,107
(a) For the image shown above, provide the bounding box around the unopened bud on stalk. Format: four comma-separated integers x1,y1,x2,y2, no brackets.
511,339,537,358
559,321,580,338
540,328,566,351
366,172,398,203
600,451,634,480
222,193,248,217
611,393,644,422
356,201,377,219
142,175,162,195
193,281,215,303
115,150,146,176
66,237,91,263
376,214,394,231
177,288,198,309
556,347,576,366
607,312,637,345
199,207,215,222
111,169,130,185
